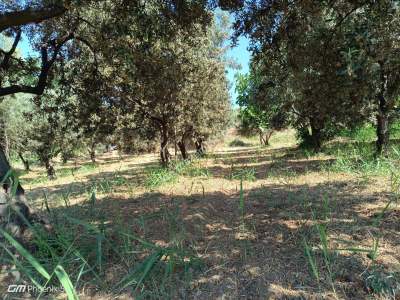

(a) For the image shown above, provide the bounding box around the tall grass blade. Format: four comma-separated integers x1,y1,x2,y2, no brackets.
54,265,79,300
1,229,51,280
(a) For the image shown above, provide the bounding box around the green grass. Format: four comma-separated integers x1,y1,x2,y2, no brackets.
145,159,209,188
322,124,400,176
229,138,251,147
338,122,400,143
301,169,400,299
363,265,400,298
229,167,256,182
324,142,400,176
1,199,202,298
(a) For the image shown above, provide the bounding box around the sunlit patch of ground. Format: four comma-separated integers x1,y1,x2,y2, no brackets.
11,129,400,299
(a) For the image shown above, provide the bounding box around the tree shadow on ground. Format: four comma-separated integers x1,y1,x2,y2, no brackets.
45,177,398,299
208,157,335,180
24,161,157,203
15,142,400,299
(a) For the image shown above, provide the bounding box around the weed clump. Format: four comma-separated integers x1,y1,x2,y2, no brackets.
229,139,250,147
145,159,209,188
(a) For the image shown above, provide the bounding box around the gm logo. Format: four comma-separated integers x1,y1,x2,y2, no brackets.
7,284,27,293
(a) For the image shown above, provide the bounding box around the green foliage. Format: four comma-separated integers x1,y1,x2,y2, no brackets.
229,139,250,147
145,167,179,189
324,125,400,176
230,167,256,182
338,124,377,143
1,205,201,298
235,71,286,145
363,266,400,297
231,1,400,152
145,159,209,188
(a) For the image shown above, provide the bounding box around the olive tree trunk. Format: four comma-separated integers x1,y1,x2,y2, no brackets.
160,124,170,167
89,142,96,163
376,62,390,157
44,158,56,179
195,137,206,157
0,146,40,238
0,147,24,197
177,140,188,160
310,118,322,152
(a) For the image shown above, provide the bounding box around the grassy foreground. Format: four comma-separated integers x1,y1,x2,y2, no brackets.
1,129,400,299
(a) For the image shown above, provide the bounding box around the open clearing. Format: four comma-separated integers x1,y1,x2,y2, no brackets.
4,130,400,299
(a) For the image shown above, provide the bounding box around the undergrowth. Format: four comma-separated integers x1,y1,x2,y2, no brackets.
1,172,202,299
145,159,209,188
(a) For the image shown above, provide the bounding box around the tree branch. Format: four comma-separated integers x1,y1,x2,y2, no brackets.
0,5,67,32
0,32,74,97
0,28,21,70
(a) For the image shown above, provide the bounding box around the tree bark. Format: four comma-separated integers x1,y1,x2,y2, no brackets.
177,140,188,160
44,159,56,179
89,143,96,163
0,147,24,197
195,138,206,157
160,125,170,167
0,5,67,32
18,152,30,172
259,129,273,146
310,118,322,152
0,147,51,237
376,62,390,157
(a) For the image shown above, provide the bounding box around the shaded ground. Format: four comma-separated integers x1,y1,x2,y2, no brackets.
4,130,400,299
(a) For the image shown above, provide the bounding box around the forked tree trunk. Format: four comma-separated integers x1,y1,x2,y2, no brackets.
18,152,30,171
259,129,273,146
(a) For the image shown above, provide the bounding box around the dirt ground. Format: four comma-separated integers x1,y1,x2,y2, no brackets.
17,130,400,299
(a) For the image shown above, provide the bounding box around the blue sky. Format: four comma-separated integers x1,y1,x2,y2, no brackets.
226,35,251,106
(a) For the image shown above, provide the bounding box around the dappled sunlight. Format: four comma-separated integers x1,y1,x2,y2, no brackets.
4,130,398,299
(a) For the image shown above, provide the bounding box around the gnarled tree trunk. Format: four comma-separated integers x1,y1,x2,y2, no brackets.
0,146,51,240
0,146,42,238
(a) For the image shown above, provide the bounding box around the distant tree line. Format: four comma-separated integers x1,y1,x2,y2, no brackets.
1,0,399,232
0,0,232,231
232,1,400,155
0,1,233,180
